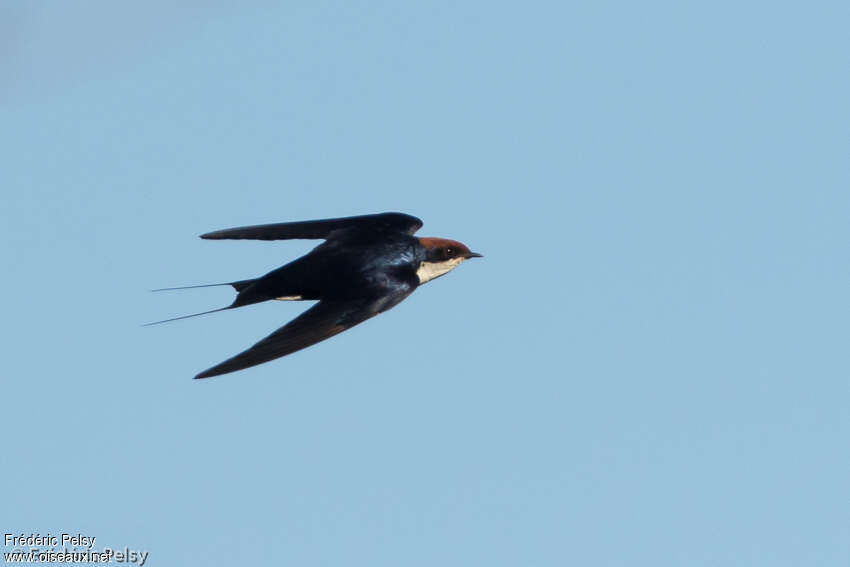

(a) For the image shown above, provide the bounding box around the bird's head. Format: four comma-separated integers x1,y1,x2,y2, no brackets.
416,237,482,284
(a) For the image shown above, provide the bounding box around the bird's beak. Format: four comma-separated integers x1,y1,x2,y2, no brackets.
465,252,483,259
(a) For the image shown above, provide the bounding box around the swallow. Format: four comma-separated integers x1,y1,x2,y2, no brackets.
150,212,482,379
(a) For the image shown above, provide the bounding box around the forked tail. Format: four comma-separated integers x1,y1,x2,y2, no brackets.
145,278,257,325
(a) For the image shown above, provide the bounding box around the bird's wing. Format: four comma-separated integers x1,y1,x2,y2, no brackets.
194,295,408,379
200,212,422,241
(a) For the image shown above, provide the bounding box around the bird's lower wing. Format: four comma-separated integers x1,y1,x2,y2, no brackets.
194,297,393,379
199,212,422,241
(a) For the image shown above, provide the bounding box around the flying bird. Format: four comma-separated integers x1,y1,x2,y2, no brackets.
150,212,482,379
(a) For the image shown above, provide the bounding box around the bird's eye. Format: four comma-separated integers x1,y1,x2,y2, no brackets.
446,248,454,257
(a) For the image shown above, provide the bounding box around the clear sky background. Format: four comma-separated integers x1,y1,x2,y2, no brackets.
2,2,847,565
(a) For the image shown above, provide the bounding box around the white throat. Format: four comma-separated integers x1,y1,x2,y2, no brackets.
416,258,464,284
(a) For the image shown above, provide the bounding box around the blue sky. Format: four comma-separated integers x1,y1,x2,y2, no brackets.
2,2,847,565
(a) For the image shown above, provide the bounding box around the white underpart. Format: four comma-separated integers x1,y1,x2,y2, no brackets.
276,295,303,301
416,258,464,284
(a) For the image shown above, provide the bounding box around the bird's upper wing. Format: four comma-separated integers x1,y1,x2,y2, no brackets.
200,212,423,241
194,294,410,379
